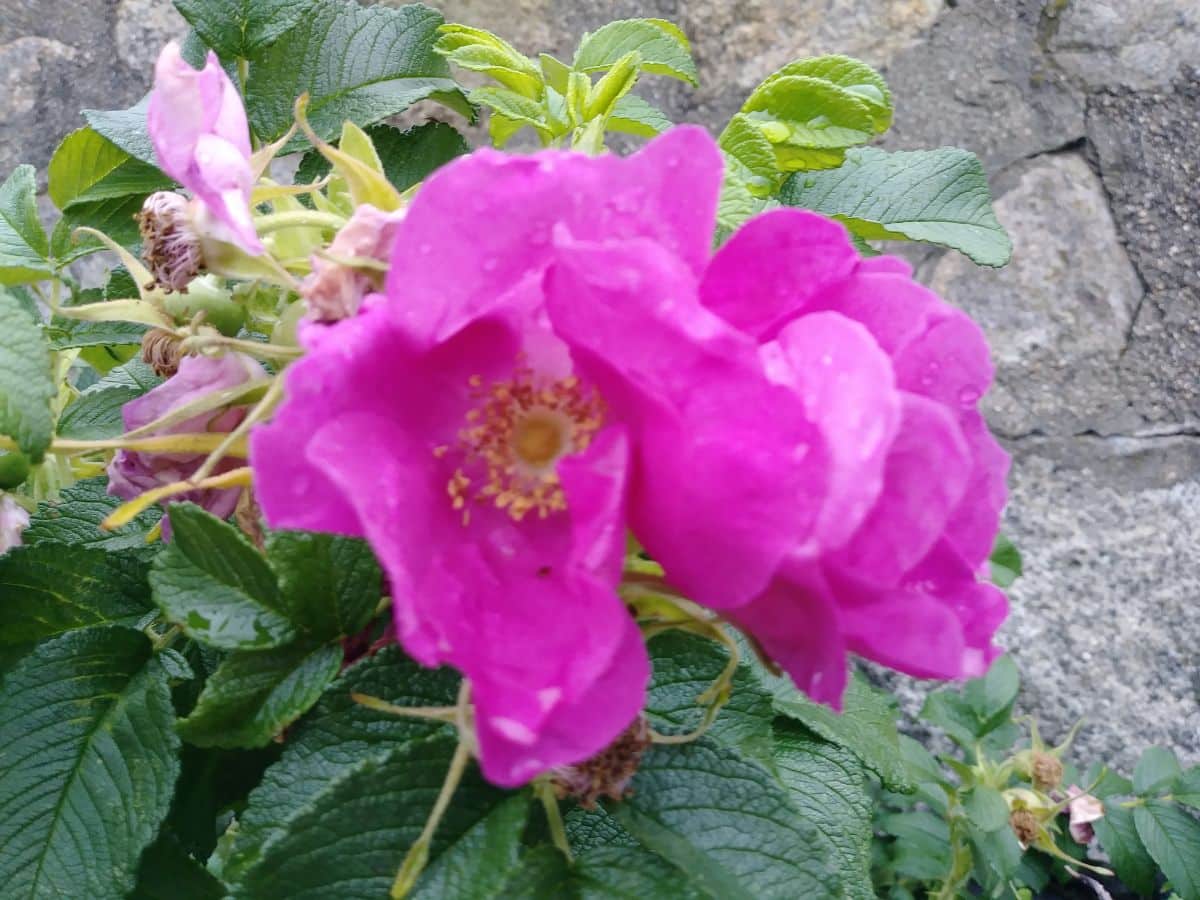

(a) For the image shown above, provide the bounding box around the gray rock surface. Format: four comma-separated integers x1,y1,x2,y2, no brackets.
3,0,1198,771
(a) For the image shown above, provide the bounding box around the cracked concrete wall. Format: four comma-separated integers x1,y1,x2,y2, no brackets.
2,0,1197,769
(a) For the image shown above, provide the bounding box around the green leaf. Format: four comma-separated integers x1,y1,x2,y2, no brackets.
742,75,874,170
266,530,381,638
564,805,639,853
772,672,912,792
716,113,779,236
46,318,148,350
584,51,642,121
645,631,775,769
1134,801,1200,900
436,25,543,99
760,56,892,132
246,0,467,147
989,533,1023,588
608,94,671,137
222,650,514,899
176,641,341,748
470,87,552,142
296,122,469,195
0,287,55,458
773,721,873,900
963,785,1011,832
219,646,461,883
539,53,571,94
1173,767,1200,808
1135,746,1184,795
0,543,153,645
174,0,319,59
0,165,52,284
409,794,530,899
613,739,840,899
51,193,146,266
130,833,224,900
47,127,171,210
967,820,1023,887
0,627,179,899
780,147,1013,267
57,358,163,440
962,654,1020,732
84,96,156,166
16,480,158,549
150,504,295,650
574,18,698,86
878,811,952,881
1094,805,1158,896
1084,762,1135,800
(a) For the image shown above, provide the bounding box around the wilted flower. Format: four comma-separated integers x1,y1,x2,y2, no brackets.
138,191,204,292
251,126,1008,783
0,495,30,554
302,204,405,321
141,327,185,377
109,352,263,533
147,41,262,255
549,715,651,808
1065,785,1104,844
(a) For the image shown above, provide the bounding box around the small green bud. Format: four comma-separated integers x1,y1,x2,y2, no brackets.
0,450,30,489
164,275,246,336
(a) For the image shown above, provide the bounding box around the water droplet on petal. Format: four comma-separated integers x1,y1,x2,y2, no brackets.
958,385,981,407
482,257,499,272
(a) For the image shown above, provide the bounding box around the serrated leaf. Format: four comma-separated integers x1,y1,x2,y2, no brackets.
780,147,1013,267
962,654,1019,731
470,86,551,139
150,504,294,650
613,738,840,899
773,721,873,900
878,811,952,881
0,543,153,645
174,0,319,59
963,785,1011,832
246,0,467,147
0,166,52,284
176,641,341,748
773,672,911,792
716,113,779,236
48,127,171,210
57,356,163,439
1134,801,1200,900
564,805,640,854
130,833,224,900
0,627,179,899
1094,805,1158,896
219,646,461,883
1134,746,1183,795
436,25,543,99
46,318,149,350
296,122,469,196
1084,762,1135,800
608,94,671,137
221,650,513,899
266,530,381,638
968,819,1023,887
762,56,892,132
51,193,146,266
574,18,698,86
1173,767,1200,808
84,96,156,166
409,794,530,899
645,631,775,769
0,287,55,461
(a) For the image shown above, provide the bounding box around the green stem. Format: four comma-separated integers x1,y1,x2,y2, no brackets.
536,780,574,862
254,210,347,235
390,740,472,899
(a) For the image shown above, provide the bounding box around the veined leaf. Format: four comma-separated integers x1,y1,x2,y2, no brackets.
23,476,162,549
0,286,55,461
47,127,172,210
265,530,381,638
0,627,179,899
574,18,698,86
760,56,892,132
1094,805,1158,896
57,358,163,440
174,0,319,59
1134,801,1200,900
608,94,671,137
0,166,52,285
780,147,1013,267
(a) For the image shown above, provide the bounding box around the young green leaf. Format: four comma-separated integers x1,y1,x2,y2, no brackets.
574,18,698,86
296,122,469,196
176,641,342,748
174,0,319,59
584,51,642,120
742,75,875,170
779,147,1013,267
760,56,892,132
773,722,874,900
47,127,172,210
246,0,469,147
962,785,1012,832
470,87,553,143
608,94,672,137
990,533,1023,587
51,193,147,266
0,165,53,284
0,287,55,461
1134,801,1200,900
0,627,179,899
436,25,543,99
150,504,295,650
1174,767,1200,808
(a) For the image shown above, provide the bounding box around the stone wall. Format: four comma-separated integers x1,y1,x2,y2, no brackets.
3,0,1197,770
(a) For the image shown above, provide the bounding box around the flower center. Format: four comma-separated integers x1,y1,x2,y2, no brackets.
441,363,604,524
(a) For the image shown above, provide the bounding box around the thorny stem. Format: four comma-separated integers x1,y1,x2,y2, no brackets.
536,780,574,862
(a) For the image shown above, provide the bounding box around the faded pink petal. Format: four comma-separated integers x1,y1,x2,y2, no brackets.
109,352,263,532
1067,785,1104,844
148,42,261,254
303,204,405,322
0,495,29,554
